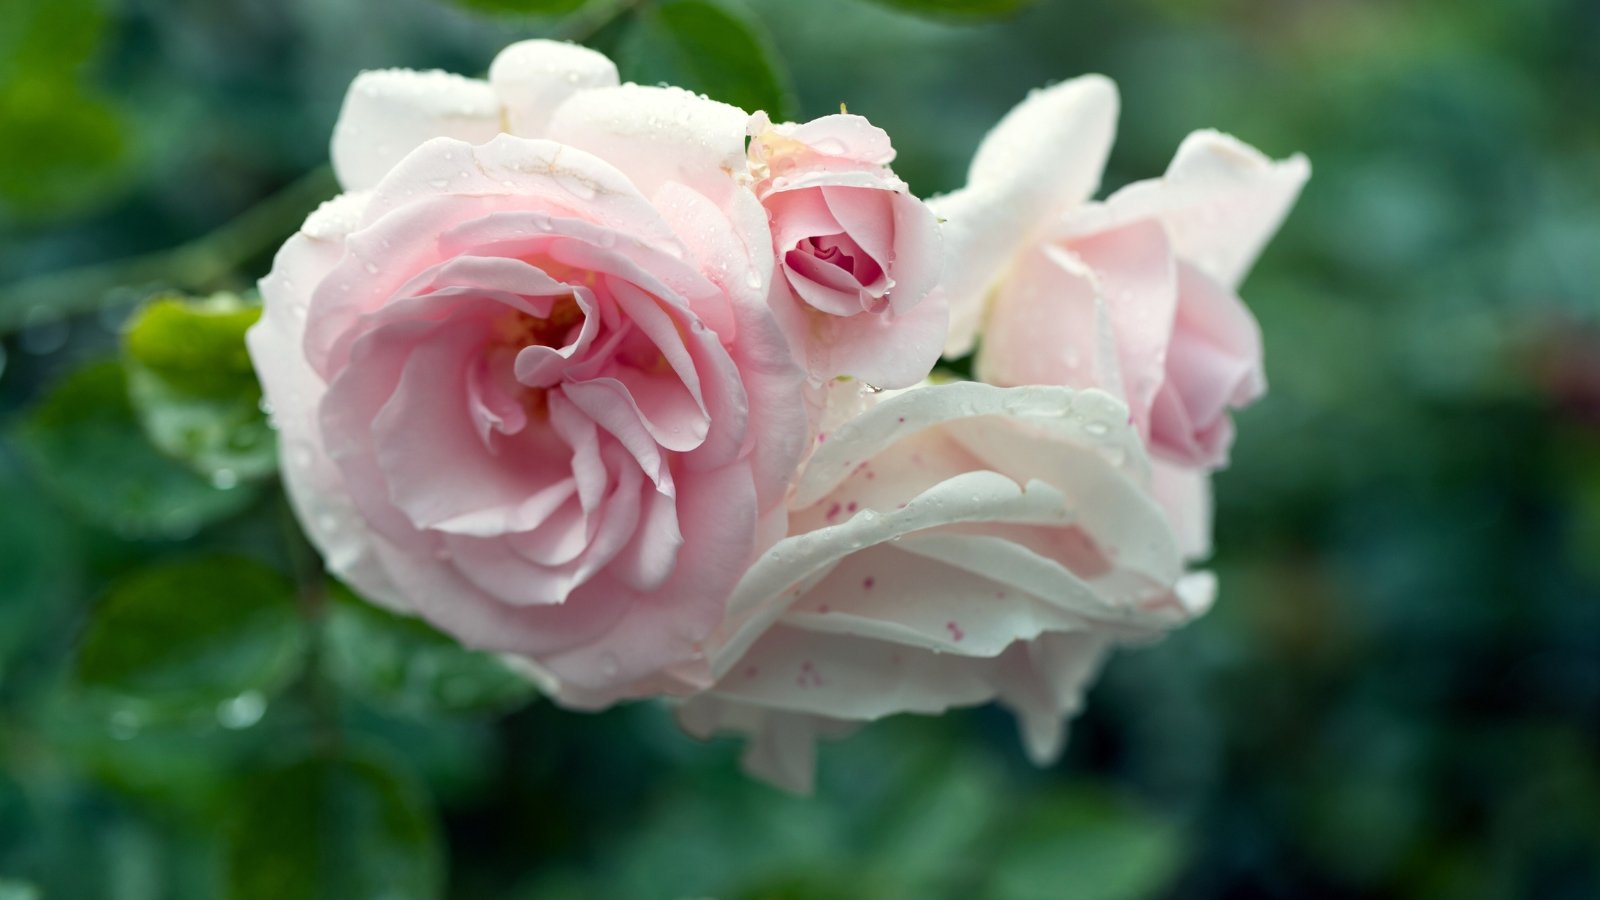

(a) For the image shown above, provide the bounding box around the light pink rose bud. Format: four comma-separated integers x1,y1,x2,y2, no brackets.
747,112,946,389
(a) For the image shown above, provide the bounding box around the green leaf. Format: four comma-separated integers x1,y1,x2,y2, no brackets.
855,0,1039,18
0,879,41,900
987,785,1187,900
323,585,538,720
0,470,80,683
0,0,127,217
448,0,588,16
123,294,277,484
224,748,443,900
14,361,260,538
75,556,305,724
618,0,796,120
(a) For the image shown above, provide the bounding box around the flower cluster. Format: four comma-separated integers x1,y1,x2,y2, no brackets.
249,40,1306,791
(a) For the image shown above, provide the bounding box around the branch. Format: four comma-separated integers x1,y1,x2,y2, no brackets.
0,166,338,335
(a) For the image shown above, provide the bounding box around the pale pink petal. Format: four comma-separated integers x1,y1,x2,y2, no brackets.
1060,217,1178,426
976,243,1123,396
930,76,1120,356
330,70,501,192
249,195,411,612
546,83,749,207
1150,460,1213,561
488,39,619,138
1095,129,1310,290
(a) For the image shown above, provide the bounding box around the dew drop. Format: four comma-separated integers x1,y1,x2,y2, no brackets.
217,691,266,729
19,309,69,355
108,708,142,741
210,469,239,490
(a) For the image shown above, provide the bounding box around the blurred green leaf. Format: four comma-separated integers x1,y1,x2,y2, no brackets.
323,585,538,720
0,83,126,216
0,0,126,217
224,748,442,900
0,879,41,900
75,556,305,723
448,0,588,15
856,0,1037,17
986,786,1186,900
123,294,277,484
0,0,107,80
618,0,796,119
14,361,261,538
0,472,80,684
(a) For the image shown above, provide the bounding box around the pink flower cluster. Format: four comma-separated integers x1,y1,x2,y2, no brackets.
249,40,1307,791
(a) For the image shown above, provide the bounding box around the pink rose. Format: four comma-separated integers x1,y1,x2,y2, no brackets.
931,78,1307,553
679,381,1211,792
248,41,810,708
747,112,946,388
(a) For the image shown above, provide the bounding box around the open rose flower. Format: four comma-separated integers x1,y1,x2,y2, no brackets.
679,381,1212,792
931,78,1307,555
747,112,945,388
247,40,809,708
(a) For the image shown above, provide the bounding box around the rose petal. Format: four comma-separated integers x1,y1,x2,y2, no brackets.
330,70,501,192
930,76,1119,356
489,39,619,139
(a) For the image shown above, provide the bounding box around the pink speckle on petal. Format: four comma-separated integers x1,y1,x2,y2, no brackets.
817,433,828,443
796,659,823,687
896,416,905,423
946,621,965,641
995,590,1007,599
866,471,875,479
846,501,858,513
825,501,842,521
818,603,832,613
744,665,759,679
863,576,875,590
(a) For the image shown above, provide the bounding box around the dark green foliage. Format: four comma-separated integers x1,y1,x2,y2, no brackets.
449,0,589,15
618,0,797,119
223,748,443,900
323,585,539,720
75,556,305,722
861,0,1038,18
15,362,261,538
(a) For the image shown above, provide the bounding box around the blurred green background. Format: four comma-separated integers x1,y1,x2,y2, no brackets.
2,0,1598,897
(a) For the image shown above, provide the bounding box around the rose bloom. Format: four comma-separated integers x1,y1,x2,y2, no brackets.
679,79,1304,792
746,111,945,388
680,381,1212,792
932,76,1308,556
248,40,815,707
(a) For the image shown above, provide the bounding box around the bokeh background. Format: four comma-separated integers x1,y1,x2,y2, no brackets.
2,0,1598,897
